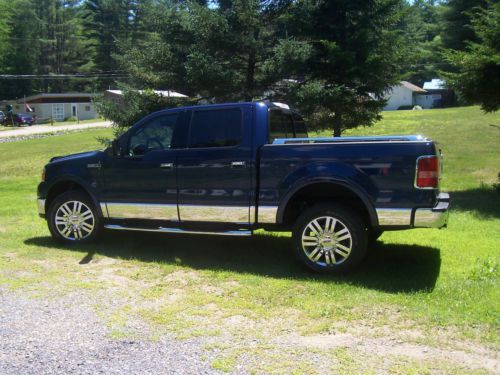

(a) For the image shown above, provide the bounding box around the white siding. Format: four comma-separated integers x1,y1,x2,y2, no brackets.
383,85,414,111
415,94,441,109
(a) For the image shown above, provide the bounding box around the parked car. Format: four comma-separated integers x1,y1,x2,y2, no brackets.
37,102,449,273
13,113,35,126
0,111,5,125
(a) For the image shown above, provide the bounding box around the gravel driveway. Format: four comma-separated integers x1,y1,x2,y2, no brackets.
0,289,218,375
0,122,111,140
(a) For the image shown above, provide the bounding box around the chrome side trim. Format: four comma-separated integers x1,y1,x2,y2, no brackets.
376,208,412,226
100,202,109,218
37,199,46,215
258,206,278,224
106,203,179,221
249,205,256,224
104,224,252,236
178,205,249,223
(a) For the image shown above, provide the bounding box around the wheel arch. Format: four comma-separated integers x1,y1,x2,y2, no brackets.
45,177,104,217
277,179,378,228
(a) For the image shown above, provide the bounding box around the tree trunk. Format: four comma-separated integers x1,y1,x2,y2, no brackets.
244,51,256,101
333,111,342,137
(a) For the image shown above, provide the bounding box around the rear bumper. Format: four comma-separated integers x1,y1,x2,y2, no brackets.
376,193,449,229
414,193,449,228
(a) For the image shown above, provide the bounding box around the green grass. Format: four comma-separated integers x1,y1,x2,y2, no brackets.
0,106,498,373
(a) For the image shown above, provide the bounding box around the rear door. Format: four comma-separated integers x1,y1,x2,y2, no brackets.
176,105,254,224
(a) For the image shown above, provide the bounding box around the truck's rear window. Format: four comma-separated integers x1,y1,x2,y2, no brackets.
269,109,308,142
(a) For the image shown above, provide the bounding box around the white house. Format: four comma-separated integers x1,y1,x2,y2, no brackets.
383,81,440,111
3,93,98,122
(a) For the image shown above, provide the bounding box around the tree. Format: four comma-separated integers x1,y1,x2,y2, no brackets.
398,0,444,87
82,0,137,90
443,1,500,111
440,0,489,51
0,0,40,98
115,0,290,102
269,0,406,136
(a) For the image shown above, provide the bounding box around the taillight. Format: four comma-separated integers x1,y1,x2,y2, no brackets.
415,155,439,189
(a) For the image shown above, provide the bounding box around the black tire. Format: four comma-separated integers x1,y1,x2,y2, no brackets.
292,203,368,274
47,190,101,244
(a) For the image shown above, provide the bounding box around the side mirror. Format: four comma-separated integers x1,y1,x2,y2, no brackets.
110,139,122,157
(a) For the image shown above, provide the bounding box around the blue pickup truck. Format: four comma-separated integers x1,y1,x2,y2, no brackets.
37,102,449,273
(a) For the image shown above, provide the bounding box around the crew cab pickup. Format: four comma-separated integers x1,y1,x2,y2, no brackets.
37,102,449,273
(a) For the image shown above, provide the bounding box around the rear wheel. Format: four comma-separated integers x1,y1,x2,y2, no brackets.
292,203,368,273
47,191,101,244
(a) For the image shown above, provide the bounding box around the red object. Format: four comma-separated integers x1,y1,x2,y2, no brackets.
416,156,439,188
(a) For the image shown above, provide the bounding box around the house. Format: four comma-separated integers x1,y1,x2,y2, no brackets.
2,93,98,122
423,79,455,108
383,81,441,111
104,90,188,109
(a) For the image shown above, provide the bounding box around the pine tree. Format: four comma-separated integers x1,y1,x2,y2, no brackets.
444,1,500,111
269,0,406,136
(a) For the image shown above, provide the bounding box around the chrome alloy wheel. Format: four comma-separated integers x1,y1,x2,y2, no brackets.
54,200,95,241
301,216,353,266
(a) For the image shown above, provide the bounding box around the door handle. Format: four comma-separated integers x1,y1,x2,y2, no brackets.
231,161,246,168
160,163,174,169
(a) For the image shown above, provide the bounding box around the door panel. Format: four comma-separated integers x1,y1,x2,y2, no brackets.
101,112,181,221
177,106,253,224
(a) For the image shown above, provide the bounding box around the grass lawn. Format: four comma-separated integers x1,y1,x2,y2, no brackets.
0,106,499,373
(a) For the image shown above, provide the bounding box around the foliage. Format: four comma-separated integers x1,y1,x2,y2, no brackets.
267,0,406,136
94,87,193,138
440,0,489,51
398,0,444,87
443,1,500,112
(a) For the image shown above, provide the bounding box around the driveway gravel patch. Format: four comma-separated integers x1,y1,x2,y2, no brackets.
0,289,219,375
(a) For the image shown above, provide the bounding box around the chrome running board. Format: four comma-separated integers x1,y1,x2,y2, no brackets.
104,224,252,237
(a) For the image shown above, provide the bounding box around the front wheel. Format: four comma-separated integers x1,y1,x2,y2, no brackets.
292,203,368,274
47,191,101,244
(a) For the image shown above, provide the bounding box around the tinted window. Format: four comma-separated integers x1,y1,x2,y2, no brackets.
129,114,178,156
292,113,308,138
269,109,294,142
189,108,241,148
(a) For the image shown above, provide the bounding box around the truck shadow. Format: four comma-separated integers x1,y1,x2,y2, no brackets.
451,186,500,219
25,231,441,294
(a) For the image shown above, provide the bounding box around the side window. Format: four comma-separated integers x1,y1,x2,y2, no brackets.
128,114,178,156
189,108,241,148
269,109,294,142
292,113,308,138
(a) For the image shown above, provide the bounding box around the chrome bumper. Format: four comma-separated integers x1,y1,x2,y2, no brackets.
37,199,46,215
376,193,449,229
414,193,449,228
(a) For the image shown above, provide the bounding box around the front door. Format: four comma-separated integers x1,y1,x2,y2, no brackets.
102,112,183,222
176,106,254,224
